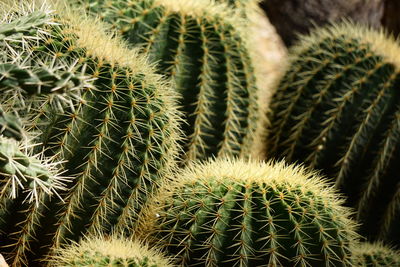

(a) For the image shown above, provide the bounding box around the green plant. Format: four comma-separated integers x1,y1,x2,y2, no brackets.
0,1,181,265
266,22,400,244
0,108,23,141
351,242,400,266
80,0,261,162
49,235,174,267
137,158,358,267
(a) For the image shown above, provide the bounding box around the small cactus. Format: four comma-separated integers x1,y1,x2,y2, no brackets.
0,1,181,265
80,0,261,162
266,22,400,244
137,158,358,267
351,242,400,266
49,235,174,267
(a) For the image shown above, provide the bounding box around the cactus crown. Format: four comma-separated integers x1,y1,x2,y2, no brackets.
49,235,174,267
138,158,358,266
351,242,400,266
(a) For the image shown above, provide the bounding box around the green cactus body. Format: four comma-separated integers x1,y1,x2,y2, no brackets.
0,108,23,141
49,235,174,267
351,242,400,266
0,2,181,266
138,158,358,267
81,0,260,162
266,22,400,245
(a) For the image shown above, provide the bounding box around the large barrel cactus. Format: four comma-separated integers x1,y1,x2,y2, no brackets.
137,158,358,267
0,1,181,266
80,0,261,161
49,235,173,267
266,22,400,245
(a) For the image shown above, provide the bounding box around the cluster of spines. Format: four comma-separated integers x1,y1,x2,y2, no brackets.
49,235,173,267
0,2,181,266
81,0,260,162
137,158,358,267
266,22,400,244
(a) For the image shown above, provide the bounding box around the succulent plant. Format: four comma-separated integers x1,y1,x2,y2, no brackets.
49,235,174,267
266,22,400,244
0,108,23,141
137,158,358,267
0,1,181,265
80,0,261,162
351,242,400,266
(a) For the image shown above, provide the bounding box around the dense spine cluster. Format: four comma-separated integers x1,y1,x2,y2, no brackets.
81,0,260,161
49,235,173,267
138,158,358,267
0,3,181,266
351,242,400,266
266,22,400,244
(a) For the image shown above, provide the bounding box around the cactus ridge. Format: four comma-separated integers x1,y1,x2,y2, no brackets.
81,0,260,162
137,158,358,267
267,22,400,245
0,2,182,265
351,242,400,266
49,235,174,267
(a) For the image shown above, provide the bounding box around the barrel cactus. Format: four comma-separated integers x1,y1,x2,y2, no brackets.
0,1,181,265
49,235,174,267
351,242,400,266
79,0,261,162
137,158,358,267
266,22,400,244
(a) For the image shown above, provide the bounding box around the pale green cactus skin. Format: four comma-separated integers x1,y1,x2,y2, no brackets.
138,158,358,267
266,22,400,246
49,236,174,267
80,0,260,162
0,4,181,266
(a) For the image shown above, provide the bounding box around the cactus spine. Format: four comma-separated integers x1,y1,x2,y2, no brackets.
0,1,181,265
137,158,358,267
351,242,400,266
266,22,400,245
49,235,174,267
81,0,260,161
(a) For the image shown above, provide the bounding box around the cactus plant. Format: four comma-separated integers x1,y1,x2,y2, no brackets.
266,22,400,244
0,1,181,265
49,235,174,267
137,158,358,267
0,108,23,141
351,242,400,266
80,0,261,162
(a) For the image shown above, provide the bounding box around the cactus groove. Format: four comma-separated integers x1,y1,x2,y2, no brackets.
267,22,400,245
138,158,358,267
81,0,260,162
0,2,181,265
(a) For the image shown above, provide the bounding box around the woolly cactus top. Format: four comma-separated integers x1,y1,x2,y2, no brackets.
50,236,174,267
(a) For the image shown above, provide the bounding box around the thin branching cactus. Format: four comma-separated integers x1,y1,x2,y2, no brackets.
351,242,400,266
49,235,174,267
0,1,182,265
80,0,261,162
137,158,358,267
266,22,400,245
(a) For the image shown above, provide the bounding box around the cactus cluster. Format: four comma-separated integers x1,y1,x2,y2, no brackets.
49,235,173,267
80,0,261,162
138,158,358,267
266,22,400,244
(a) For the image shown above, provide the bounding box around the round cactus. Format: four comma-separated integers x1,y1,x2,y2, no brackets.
79,0,261,162
137,158,358,267
266,22,400,245
0,1,181,265
49,235,174,267
351,242,400,266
